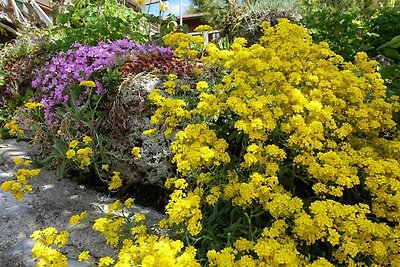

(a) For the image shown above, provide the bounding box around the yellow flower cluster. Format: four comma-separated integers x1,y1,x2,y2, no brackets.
3,119,24,136
115,235,199,267
294,200,400,265
1,158,40,200
143,128,157,136
93,216,126,247
65,137,93,169
27,19,400,267
69,211,89,225
78,250,90,262
108,171,123,190
163,32,204,60
170,123,230,175
163,74,178,95
148,19,400,265
90,200,200,266
149,89,191,137
194,25,213,32
124,197,134,208
31,227,68,267
165,188,203,236
131,147,142,160
25,101,44,110
159,0,168,12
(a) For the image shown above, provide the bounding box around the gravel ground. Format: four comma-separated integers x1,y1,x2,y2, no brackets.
0,139,164,267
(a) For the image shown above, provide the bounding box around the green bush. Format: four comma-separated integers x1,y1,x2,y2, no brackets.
302,7,400,61
378,35,400,98
50,0,150,51
301,0,400,10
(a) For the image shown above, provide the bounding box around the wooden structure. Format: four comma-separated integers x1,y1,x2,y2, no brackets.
178,13,220,43
0,0,53,41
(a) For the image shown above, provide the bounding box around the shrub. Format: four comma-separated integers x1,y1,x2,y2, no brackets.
302,7,400,61
378,35,400,101
300,0,400,10
150,19,400,265
50,0,150,51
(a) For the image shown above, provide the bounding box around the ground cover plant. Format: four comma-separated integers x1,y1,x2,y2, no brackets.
2,19,399,266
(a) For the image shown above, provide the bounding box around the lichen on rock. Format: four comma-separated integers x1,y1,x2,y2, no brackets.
105,73,173,186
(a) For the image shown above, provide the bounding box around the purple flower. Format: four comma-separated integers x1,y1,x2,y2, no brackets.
33,39,174,124
95,80,104,94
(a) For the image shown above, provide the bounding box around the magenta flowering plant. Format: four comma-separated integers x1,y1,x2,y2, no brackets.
32,40,173,124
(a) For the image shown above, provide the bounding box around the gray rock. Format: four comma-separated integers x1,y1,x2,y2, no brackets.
104,73,173,186
0,139,165,266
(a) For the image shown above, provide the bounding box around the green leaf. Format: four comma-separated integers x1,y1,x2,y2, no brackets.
383,48,400,61
380,65,398,79
377,35,400,50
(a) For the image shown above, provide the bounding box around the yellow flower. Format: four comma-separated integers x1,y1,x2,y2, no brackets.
159,1,168,11
13,157,25,165
194,25,213,32
23,160,32,166
131,147,142,160
4,119,24,136
69,140,79,149
78,251,90,261
66,149,76,159
98,256,114,267
69,211,89,225
124,198,134,208
1,180,13,192
82,136,92,144
174,178,188,189
143,128,156,136
134,213,146,222
79,80,96,87
108,172,122,191
101,164,109,171
24,102,43,110
181,85,191,91
196,81,209,92
54,231,69,248
136,0,145,4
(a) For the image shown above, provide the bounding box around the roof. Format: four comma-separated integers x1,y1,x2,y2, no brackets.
178,13,204,20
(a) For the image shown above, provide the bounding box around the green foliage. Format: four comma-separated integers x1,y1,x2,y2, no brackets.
368,7,400,50
50,0,150,50
0,56,5,89
244,0,301,10
378,35,400,97
302,8,374,61
301,0,400,10
191,0,237,36
302,7,400,61
40,90,111,180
